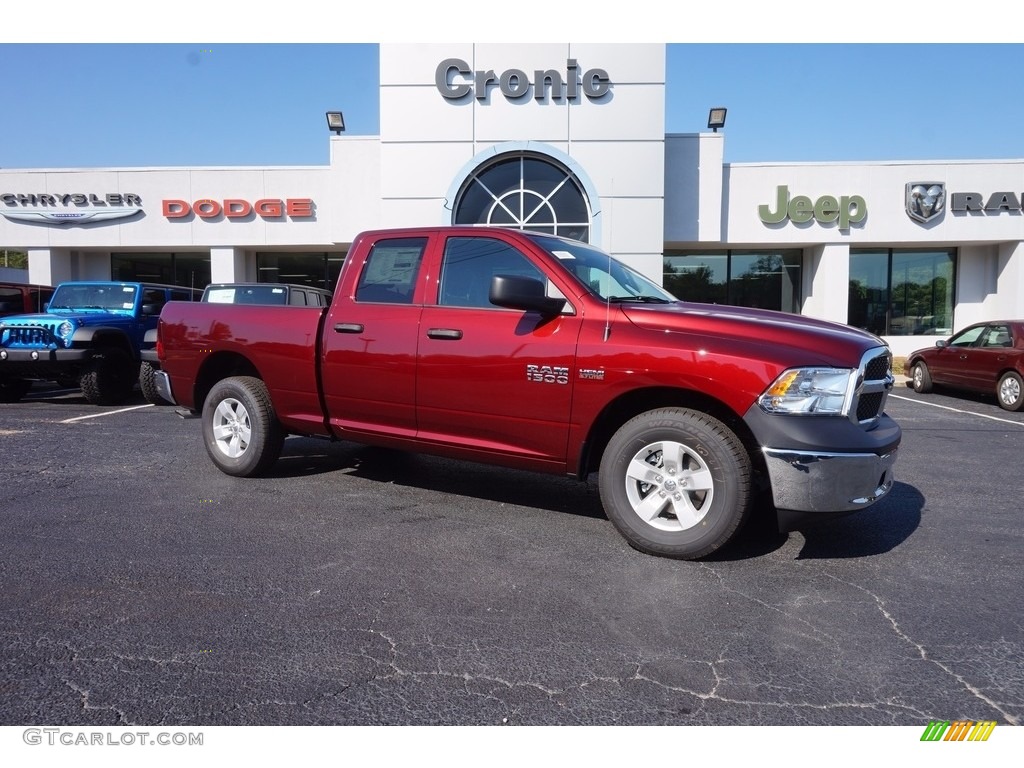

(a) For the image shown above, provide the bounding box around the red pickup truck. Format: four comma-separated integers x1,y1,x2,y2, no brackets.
156,227,900,559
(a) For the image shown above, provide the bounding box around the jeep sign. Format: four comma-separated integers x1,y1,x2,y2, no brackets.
758,185,867,230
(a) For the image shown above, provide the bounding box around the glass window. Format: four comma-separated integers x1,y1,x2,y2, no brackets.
664,253,728,305
355,238,426,304
982,325,1012,348
29,287,55,312
531,234,674,303
0,288,22,316
663,250,802,313
112,252,210,290
438,236,544,309
256,252,337,291
850,249,955,336
454,152,591,242
730,252,802,311
1,249,28,269
948,325,985,348
51,283,137,311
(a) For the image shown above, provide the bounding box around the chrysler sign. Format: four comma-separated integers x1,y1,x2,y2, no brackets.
0,192,143,225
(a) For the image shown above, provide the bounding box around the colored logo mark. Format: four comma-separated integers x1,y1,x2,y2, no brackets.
920,720,996,742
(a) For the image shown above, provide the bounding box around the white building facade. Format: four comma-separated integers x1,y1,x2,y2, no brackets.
2,43,1023,356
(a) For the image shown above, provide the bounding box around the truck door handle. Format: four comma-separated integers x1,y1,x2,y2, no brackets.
427,328,463,340
333,323,364,334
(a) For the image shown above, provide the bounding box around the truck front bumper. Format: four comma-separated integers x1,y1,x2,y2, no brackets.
762,446,897,514
154,369,177,405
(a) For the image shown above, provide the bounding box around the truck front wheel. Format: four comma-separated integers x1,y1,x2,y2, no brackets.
202,376,284,477
599,408,751,559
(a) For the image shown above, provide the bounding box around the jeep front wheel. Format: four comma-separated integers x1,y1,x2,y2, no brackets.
598,408,752,559
80,348,138,405
201,376,284,477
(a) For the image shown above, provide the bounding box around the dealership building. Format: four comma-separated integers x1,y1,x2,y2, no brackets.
2,43,1024,356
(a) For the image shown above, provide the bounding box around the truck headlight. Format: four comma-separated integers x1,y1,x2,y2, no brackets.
57,320,75,348
758,367,855,416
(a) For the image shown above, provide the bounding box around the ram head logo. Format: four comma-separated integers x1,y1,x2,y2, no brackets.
906,182,946,224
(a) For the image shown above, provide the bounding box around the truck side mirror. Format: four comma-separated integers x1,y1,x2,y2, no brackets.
489,275,566,317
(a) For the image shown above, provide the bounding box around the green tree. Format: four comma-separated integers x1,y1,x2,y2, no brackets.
2,250,28,269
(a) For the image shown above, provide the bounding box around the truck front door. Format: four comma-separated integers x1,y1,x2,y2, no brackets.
415,234,582,470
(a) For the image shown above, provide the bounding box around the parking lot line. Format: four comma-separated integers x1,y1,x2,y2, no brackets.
889,393,1024,427
60,404,154,423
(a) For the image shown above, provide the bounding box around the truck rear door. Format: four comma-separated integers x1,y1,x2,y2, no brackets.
321,236,428,438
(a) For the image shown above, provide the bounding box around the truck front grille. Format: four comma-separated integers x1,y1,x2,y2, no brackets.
852,348,894,426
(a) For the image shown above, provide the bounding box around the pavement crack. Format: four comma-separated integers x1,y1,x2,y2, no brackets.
61,679,134,725
824,572,1020,725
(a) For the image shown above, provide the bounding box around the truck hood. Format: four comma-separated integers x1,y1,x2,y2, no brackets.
619,301,887,367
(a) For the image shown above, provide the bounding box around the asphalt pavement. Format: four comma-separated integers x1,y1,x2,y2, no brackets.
0,381,1021,729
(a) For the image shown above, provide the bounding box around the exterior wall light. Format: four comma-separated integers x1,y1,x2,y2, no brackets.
707,107,727,132
326,111,346,134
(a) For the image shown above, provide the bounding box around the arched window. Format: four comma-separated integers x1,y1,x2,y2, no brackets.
453,153,591,242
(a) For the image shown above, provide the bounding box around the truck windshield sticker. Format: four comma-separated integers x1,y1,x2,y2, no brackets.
552,250,576,260
206,289,236,304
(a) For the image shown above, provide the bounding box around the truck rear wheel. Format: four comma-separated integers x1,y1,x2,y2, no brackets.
598,408,751,559
202,376,284,477
80,348,138,405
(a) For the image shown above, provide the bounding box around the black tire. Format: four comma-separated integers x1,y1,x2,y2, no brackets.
598,408,752,559
201,376,285,477
996,371,1024,411
911,360,932,393
138,361,167,405
0,378,31,403
80,348,138,405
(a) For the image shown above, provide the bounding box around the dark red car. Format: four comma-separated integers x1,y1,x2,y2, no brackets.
0,282,55,318
907,320,1024,411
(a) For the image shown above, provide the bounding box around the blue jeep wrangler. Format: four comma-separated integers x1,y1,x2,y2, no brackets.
0,281,200,404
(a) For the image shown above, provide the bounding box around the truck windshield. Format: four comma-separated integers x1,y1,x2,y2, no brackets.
204,286,289,304
528,234,678,304
49,283,138,311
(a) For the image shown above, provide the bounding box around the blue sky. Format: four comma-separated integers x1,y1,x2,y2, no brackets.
3,5,1023,170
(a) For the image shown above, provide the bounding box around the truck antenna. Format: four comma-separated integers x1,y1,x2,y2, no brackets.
603,250,612,341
